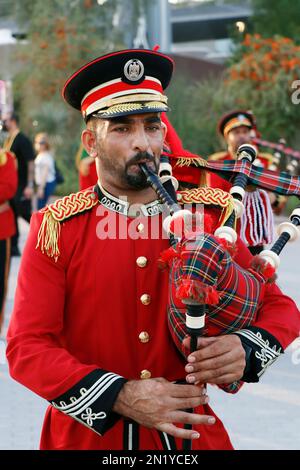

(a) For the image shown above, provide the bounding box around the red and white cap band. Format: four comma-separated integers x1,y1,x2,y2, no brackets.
81,76,164,117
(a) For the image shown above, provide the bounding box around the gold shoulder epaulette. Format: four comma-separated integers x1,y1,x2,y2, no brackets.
0,150,8,166
177,187,234,226
36,188,98,261
207,151,228,161
258,152,274,166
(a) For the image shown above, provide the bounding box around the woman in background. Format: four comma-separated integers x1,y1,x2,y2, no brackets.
34,133,56,210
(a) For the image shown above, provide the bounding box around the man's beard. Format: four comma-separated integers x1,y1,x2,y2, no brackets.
125,152,159,189
99,149,159,190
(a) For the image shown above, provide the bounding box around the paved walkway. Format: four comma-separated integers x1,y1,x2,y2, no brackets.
0,217,299,449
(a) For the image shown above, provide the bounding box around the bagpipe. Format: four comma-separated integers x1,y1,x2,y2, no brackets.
142,143,300,348
140,142,300,449
253,137,300,175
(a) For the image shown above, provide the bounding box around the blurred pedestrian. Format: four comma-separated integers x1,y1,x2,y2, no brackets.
0,149,17,333
34,133,56,210
2,113,35,256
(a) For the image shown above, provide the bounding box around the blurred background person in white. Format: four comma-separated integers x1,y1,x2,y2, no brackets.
34,133,56,210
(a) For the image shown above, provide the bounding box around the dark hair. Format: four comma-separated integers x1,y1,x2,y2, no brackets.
10,113,20,124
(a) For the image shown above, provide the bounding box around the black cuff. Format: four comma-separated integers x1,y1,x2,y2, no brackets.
233,326,283,383
50,369,127,435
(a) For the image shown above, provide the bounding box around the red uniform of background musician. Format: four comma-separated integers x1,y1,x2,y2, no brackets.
208,110,279,254
0,150,17,332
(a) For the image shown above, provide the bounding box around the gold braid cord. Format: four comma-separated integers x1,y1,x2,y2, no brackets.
178,187,234,226
36,188,98,261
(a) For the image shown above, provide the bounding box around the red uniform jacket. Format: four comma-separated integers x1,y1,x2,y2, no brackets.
79,159,97,191
0,151,17,240
6,187,300,450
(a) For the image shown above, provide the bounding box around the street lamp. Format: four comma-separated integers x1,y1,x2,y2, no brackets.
236,21,246,33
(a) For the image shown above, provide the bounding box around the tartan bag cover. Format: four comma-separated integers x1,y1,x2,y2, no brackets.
168,232,266,393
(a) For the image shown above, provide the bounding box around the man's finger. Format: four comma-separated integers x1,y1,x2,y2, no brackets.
159,422,201,440
168,411,216,426
185,350,237,374
168,383,205,397
208,374,241,385
186,363,244,384
182,336,216,350
168,394,209,410
187,339,232,363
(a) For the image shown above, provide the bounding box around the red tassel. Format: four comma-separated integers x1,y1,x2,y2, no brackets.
250,255,277,283
158,246,181,270
206,287,220,304
176,277,219,305
215,236,237,258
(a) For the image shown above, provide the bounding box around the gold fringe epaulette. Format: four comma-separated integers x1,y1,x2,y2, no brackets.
0,150,8,166
175,156,208,168
258,152,275,167
36,188,98,261
207,151,228,161
177,187,234,226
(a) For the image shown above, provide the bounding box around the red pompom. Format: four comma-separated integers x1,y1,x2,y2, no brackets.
176,277,219,305
152,44,160,51
158,246,181,270
250,255,277,283
215,236,237,258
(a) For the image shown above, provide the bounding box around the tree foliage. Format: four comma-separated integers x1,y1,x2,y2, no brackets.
251,0,300,43
167,34,300,160
226,34,300,144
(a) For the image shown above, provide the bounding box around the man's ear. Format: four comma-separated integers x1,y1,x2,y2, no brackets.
161,121,167,140
81,129,97,158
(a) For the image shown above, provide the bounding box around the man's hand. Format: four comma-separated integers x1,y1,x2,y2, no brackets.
183,335,246,385
23,186,34,199
113,377,216,440
37,186,45,199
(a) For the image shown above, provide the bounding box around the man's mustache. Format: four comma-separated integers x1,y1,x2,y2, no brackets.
126,152,156,169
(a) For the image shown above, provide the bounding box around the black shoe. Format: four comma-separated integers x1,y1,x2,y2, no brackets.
11,245,21,257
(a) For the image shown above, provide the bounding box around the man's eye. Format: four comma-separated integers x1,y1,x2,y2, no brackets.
146,126,160,131
114,127,128,132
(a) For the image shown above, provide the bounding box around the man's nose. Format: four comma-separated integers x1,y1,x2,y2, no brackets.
132,128,150,153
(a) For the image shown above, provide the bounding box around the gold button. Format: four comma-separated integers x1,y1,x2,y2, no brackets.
139,331,150,343
136,256,148,268
90,192,96,200
140,369,151,379
137,223,144,232
140,294,151,305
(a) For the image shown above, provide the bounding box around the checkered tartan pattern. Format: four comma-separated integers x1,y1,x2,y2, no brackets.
168,233,266,393
197,159,300,196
